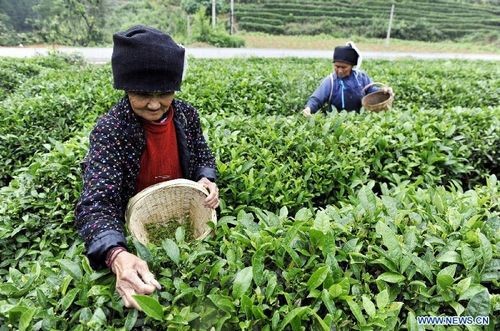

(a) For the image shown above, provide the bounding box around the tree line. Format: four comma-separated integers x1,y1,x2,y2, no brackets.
0,0,242,47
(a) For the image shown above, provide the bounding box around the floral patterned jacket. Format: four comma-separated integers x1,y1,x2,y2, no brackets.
75,97,216,269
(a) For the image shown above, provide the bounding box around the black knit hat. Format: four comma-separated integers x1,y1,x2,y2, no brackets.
333,45,359,65
112,25,185,93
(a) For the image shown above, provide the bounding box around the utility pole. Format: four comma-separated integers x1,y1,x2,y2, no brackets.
385,4,395,45
212,0,216,29
230,0,234,35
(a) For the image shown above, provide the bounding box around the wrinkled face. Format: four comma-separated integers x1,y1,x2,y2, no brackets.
127,91,175,122
334,61,353,78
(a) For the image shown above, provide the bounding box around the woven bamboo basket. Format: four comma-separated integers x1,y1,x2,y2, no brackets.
125,179,217,246
361,82,394,112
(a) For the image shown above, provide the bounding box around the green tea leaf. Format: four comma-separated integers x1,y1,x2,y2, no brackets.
241,294,252,318
376,289,389,309
90,307,107,326
459,284,487,301
311,311,330,331
58,259,82,281
295,208,312,221
403,227,418,253
346,297,367,324
207,294,236,313
321,289,336,314
465,290,491,317
455,277,471,295
279,206,289,219
162,238,180,265
411,255,433,282
133,239,152,262
0,283,18,296
36,288,47,307
406,310,418,331
133,295,164,321
313,210,331,234
232,266,253,298
307,266,329,291
61,288,79,311
460,243,476,270
265,273,277,299
450,301,465,316
252,305,266,319
437,274,454,290
438,264,457,278
209,259,226,280
375,222,402,261
478,232,492,266
377,272,405,283
252,249,265,286
124,309,138,331
362,295,376,317
437,251,462,264
79,307,92,324
433,191,445,213
278,306,309,331
19,308,36,331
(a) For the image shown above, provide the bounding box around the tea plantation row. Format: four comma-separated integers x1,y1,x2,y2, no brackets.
0,134,497,329
0,57,498,186
235,0,500,40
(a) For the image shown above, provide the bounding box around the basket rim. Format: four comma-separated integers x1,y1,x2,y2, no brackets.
126,178,210,215
361,82,394,112
125,178,217,245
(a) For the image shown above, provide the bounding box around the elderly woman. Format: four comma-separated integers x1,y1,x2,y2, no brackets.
75,25,219,309
303,42,390,116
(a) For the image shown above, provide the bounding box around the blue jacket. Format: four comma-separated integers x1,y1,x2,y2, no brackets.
306,70,377,113
75,97,216,269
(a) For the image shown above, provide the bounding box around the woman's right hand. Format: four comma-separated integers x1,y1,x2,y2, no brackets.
111,251,161,309
302,107,312,117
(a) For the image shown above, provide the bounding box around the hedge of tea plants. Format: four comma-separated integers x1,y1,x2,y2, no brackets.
0,55,498,330
0,53,83,101
1,57,498,188
235,0,500,42
0,63,121,186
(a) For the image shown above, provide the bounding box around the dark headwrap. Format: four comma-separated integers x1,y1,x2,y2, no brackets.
112,25,185,93
333,44,359,65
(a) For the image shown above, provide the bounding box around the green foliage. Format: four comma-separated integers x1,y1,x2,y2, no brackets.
0,137,496,328
179,58,499,116
1,56,498,191
181,0,227,15
0,59,120,186
0,52,83,100
30,0,107,46
0,55,498,329
0,0,37,31
0,16,16,46
235,0,500,42
104,0,188,44
191,8,245,47
391,19,444,42
208,107,499,214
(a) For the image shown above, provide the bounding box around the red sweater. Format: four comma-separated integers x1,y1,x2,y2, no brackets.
136,108,182,192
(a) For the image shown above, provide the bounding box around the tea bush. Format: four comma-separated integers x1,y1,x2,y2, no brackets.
0,55,498,329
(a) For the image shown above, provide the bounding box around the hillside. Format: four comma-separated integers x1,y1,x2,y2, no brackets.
235,0,500,42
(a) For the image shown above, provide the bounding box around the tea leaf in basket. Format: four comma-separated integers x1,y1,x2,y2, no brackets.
145,218,193,245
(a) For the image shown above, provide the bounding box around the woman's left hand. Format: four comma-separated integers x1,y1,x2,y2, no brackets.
382,86,394,95
198,177,219,209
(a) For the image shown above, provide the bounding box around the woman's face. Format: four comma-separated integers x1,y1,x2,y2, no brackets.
333,61,353,78
127,91,175,122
